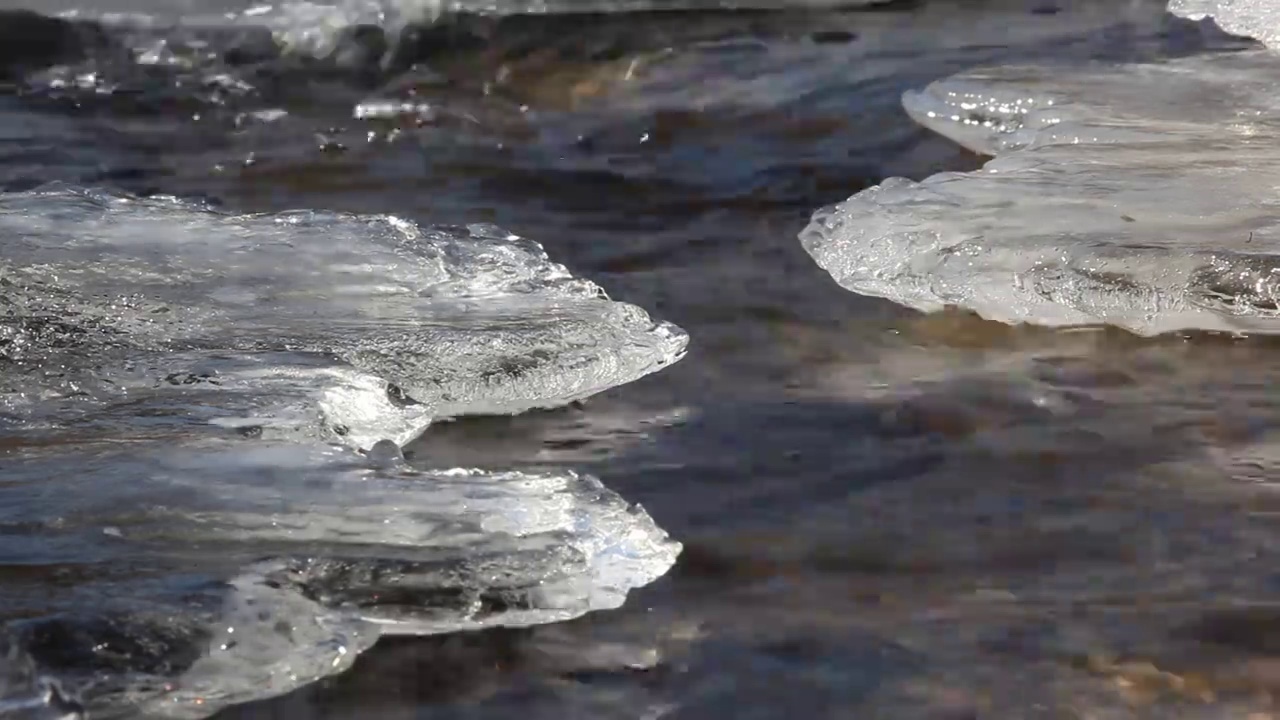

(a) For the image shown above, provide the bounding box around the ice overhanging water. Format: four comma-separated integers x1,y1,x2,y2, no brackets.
800,0,1280,336
0,184,686,718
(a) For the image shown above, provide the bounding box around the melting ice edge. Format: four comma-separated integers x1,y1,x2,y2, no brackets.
0,185,686,718
802,0,1280,337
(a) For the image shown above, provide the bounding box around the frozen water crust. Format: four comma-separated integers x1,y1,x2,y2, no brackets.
1,184,685,448
0,184,684,718
29,0,891,59
0,444,680,719
1172,0,1280,48
800,5,1280,336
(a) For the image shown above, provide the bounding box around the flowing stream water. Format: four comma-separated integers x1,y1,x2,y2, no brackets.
7,1,1280,718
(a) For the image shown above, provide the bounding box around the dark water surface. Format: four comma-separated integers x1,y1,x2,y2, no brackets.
7,0,1280,717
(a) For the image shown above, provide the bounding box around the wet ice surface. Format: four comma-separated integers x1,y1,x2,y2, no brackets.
1171,0,1280,47
1,186,685,446
1,442,679,719
0,184,684,717
800,4,1280,335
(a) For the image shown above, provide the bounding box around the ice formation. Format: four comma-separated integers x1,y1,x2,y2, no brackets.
1,443,680,719
800,1,1280,336
1171,0,1280,47
0,184,685,717
1,184,685,447
29,0,890,60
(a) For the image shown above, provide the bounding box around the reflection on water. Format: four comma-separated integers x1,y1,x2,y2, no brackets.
5,0,1280,717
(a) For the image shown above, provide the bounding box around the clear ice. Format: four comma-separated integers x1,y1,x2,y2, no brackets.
29,0,889,61
800,1,1280,336
1,185,685,448
0,184,685,718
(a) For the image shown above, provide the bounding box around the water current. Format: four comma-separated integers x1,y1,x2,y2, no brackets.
5,0,1280,718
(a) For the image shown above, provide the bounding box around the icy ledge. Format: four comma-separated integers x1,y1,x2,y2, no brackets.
0,443,681,719
1,184,686,448
800,44,1280,336
1171,0,1280,48
0,184,684,718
